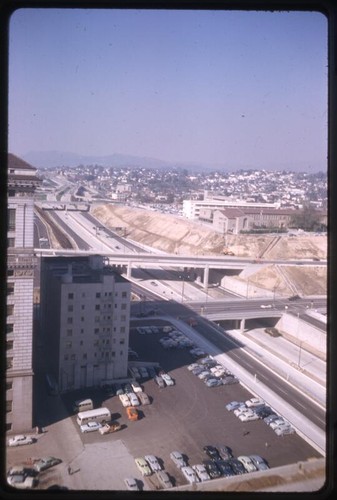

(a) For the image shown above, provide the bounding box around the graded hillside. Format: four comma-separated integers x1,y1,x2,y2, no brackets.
91,204,327,259
91,204,327,297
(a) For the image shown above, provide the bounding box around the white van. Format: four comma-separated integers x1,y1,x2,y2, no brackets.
73,399,94,413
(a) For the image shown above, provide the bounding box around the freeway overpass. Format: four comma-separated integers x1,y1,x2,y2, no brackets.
34,247,326,290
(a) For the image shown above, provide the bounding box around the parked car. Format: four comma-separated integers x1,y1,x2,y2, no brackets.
124,477,140,491
263,413,280,425
128,392,140,406
221,375,239,385
274,424,295,436
191,366,205,375
7,466,37,477
228,458,247,475
234,406,249,417
99,422,122,435
156,470,173,488
202,460,222,479
119,394,131,407
138,392,151,405
114,384,124,396
254,406,274,419
154,376,165,388
170,451,187,468
126,407,139,421
7,473,37,489
269,418,289,430
226,401,245,412
8,435,35,447
218,446,233,460
139,367,149,378
181,466,199,484
198,370,211,380
187,363,200,371
33,457,62,472
249,455,269,471
161,373,175,386
80,421,102,433
205,378,222,387
237,455,258,473
245,397,265,408
144,455,162,472
131,381,143,393
192,464,210,482
203,445,221,461
147,366,157,378
123,383,133,394
214,460,236,477
238,411,260,422
134,457,151,476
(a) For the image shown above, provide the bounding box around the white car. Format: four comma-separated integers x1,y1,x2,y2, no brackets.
80,421,102,433
8,435,35,447
274,425,295,436
192,464,210,482
269,418,289,430
119,393,131,407
131,381,143,393
124,477,140,491
238,411,260,422
161,373,175,386
128,392,140,406
237,456,258,473
234,406,249,417
187,363,200,371
7,473,37,489
245,397,265,408
198,370,211,380
260,304,272,308
144,454,162,472
170,451,186,468
181,466,199,484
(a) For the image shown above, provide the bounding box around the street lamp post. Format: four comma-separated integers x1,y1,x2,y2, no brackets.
297,312,302,368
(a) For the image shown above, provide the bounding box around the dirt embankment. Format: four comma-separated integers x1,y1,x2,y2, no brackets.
91,204,327,296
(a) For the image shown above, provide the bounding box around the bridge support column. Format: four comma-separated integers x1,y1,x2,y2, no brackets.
240,318,245,332
126,262,132,279
203,265,209,291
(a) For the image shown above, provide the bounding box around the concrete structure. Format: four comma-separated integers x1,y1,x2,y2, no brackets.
6,153,41,432
40,255,131,392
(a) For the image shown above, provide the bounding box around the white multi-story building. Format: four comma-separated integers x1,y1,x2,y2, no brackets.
6,154,41,432
40,255,131,393
183,197,280,220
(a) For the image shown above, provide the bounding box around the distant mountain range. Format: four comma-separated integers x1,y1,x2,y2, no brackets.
22,150,215,171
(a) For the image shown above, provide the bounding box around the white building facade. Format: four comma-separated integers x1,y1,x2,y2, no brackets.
40,255,131,393
6,154,41,432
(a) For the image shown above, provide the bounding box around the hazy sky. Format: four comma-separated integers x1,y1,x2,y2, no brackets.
8,8,327,171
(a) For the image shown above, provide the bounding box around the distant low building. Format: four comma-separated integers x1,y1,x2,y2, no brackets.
40,255,131,393
212,208,249,234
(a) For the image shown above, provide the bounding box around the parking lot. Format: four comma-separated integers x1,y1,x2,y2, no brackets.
6,319,322,491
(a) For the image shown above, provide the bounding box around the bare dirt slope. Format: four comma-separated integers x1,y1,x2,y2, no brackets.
91,204,327,296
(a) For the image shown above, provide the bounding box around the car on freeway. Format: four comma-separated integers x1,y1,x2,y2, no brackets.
226,401,245,412
170,451,187,469
214,460,236,477
124,477,140,491
119,394,131,407
135,457,152,476
260,304,272,309
228,458,247,475
289,294,301,301
238,411,260,422
237,456,258,473
144,455,162,472
7,473,38,489
245,397,265,408
218,446,233,460
263,413,280,425
205,378,222,387
192,464,210,482
137,392,151,405
249,455,269,471
80,421,102,433
8,435,35,447
274,425,295,436
161,373,175,386
221,375,239,385
202,460,222,479
156,470,173,489
181,466,199,484
33,457,62,472
154,376,165,388
203,445,221,461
